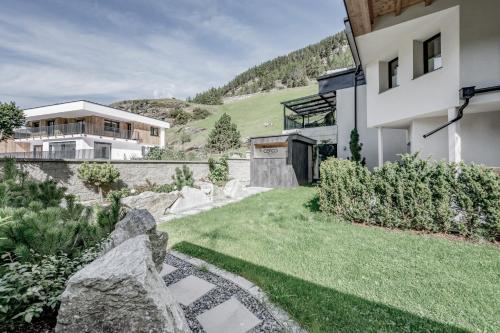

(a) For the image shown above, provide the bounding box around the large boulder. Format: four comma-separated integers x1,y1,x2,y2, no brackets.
55,235,189,333
223,179,246,199
121,191,179,221
103,209,167,270
169,186,211,213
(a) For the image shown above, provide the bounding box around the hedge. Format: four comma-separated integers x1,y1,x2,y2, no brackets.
319,154,500,241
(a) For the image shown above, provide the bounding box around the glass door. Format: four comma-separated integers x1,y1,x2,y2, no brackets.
94,142,112,159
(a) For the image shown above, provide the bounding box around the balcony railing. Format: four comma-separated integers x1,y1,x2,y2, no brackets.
284,115,336,131
0,149,108,160
14,123,139,141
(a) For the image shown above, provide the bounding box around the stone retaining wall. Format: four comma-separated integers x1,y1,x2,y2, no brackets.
0,159,250,202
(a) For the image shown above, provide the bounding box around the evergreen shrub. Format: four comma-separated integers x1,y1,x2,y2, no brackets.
319,154,500,241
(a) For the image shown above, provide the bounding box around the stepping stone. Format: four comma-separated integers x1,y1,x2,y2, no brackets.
168,275,215,306
196,298,261,333
159,263,177,278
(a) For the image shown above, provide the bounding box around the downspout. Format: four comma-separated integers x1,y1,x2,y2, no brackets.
353,65,361,130
423,85,500,138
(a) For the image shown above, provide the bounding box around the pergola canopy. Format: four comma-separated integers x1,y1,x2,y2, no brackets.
281,91,336,116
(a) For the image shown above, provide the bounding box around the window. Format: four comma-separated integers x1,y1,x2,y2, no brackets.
388,58,399,89
94,142,112,159
150,127,159,136
424,33,441,73
49,141,76,159
104,119,120,133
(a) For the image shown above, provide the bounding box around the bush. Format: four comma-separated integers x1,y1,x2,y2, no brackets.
206,113,241,153
192,107,211,120
319,154,500,241
172,165,194,190
208,156,229,185
77,162,120,200
0,249,98,324
145,147,198,161
169,108,191,125
180,130,191,144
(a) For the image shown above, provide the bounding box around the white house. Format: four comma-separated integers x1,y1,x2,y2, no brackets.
344,0,500,167
1,100,170,160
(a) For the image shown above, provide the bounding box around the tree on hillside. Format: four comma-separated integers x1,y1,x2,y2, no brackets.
0,102,25,142
192,87,223,105
349,128,366,166
206,113,241,153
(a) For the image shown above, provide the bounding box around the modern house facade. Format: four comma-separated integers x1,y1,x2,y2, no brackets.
343,0,500,167
0,100,169,160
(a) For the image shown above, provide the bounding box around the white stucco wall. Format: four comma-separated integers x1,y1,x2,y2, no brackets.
410,117,448,161
337,85,407,169
358,5,460,128
460,111,500,166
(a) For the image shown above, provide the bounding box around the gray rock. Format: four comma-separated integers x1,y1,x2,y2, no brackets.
55,235,190,333
104,209,167,270
122,191,179,221
169,186,211,213
194,181,214,195
223,179,246,199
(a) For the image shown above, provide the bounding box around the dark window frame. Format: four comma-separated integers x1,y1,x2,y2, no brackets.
388,57,399,89
104,119,120,133
150,127,159,136
423,33,442,74
94,141,112,159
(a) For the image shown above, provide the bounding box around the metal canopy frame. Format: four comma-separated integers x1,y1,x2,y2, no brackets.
281,91,336,116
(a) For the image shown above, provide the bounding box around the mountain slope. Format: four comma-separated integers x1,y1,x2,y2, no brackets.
190,31,352,104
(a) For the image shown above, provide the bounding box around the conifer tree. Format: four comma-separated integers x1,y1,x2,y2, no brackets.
206,113,241,153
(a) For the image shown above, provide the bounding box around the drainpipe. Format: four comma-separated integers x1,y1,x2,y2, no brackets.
353,65,361,130
423,85,500,138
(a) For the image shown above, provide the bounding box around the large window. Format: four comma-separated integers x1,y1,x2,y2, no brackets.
150,127,159,136
424,33,442,73
388,57,399,89
104,119,120,133
49,141,76,159
94,142,112,159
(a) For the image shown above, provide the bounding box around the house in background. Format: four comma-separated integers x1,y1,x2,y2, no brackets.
0,100,169,160
344,0,500,167
282,0,500,170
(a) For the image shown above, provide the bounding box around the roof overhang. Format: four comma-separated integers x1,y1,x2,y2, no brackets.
281,91,336,116
344,0,433,37
23,100,170,128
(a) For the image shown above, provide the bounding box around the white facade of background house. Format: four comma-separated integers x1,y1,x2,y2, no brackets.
346,0,500,167
12,101,169,160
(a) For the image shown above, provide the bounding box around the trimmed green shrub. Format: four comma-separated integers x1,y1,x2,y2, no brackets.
319,158,372,223
208,156,229,185
77,162,120,200
319,154,500,241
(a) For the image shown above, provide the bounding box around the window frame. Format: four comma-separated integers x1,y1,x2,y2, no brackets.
388,57,399,89
423,33,442,74
104,119,120,133
94,141,112,159
150,127,159,137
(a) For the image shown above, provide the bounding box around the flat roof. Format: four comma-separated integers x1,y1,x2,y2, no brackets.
281,91,336,116
23,100,170,128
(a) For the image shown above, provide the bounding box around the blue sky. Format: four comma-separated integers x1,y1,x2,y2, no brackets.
0,0,346,108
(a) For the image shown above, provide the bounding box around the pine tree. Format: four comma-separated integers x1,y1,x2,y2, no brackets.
206,113,241,153
349,128,365,165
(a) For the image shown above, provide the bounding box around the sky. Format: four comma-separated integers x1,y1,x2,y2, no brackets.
0,0,346,108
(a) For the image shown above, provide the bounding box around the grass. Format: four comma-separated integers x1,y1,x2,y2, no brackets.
159,187,500,333
167,84,318,149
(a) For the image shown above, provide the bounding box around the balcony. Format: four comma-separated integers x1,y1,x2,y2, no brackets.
14,123,139,141
0,149,106,160
281,91,338,144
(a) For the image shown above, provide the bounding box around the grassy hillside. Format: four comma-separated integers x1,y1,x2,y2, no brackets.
167,84,317,151
190,32,352,104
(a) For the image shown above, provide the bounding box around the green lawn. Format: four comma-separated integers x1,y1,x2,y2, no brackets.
167,84,318,149
159,187,500,333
